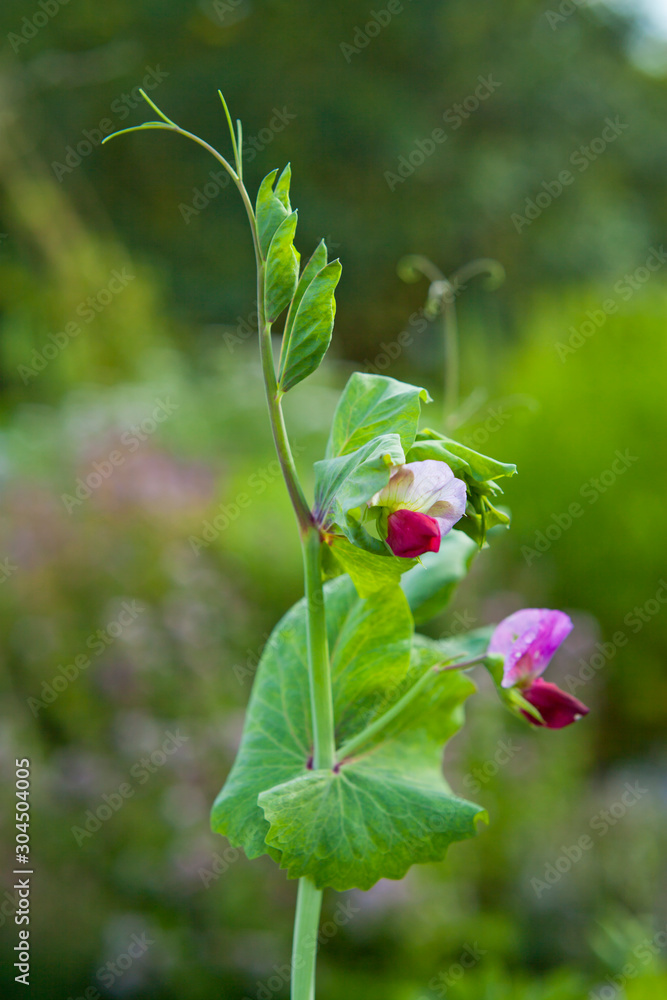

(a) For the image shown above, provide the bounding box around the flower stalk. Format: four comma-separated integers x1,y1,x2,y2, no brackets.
336,652,492,762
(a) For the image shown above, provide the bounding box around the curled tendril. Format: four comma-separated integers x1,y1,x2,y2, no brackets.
397,255,505,427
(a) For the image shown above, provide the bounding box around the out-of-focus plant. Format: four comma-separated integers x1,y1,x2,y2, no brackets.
103,91,589,999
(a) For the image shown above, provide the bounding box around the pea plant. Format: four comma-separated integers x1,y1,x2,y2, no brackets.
104,92,589,1000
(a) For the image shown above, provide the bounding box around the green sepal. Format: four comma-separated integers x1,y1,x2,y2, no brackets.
256,165,292,259
265,211,300,323
478,653,545,725
325,373,431,459
277,259,341,393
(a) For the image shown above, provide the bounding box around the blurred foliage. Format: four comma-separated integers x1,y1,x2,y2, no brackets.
0,0,666,998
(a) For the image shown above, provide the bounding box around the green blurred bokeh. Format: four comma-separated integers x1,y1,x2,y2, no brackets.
0,2,666,998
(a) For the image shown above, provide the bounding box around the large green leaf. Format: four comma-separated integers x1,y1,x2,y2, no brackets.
325,373,431,458
256,165,292,259
259,759,482,891
401,530,479,624
277,259,341,393
265,211,300,323
258,640,482,891
313,433,404,534
212,577,483,891
211,577,410,859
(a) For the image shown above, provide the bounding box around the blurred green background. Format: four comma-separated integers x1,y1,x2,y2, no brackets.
0,1,666,997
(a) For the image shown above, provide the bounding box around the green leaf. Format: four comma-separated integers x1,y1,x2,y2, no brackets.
281,240,328,353
212,577,483,890
274,163,291,208
407,430,516,546
258,639,482,890
327,535,416,598
313,433,404,534
265,212,300,323
278,259,342,393
325,373,431,458
259,759,483,891
401,530,479,624
408,429,517,490
211,577,410,860
256,165,292,259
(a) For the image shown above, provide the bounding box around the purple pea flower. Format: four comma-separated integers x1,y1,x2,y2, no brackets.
488,608,589,729
369,460,467,559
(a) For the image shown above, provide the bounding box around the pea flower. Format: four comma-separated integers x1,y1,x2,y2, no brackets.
488,608,589,729
369,459,467,558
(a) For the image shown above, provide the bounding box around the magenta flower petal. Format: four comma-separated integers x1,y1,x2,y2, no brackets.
386,509,441,558
369,459,467,555
489,608,573,688
521,679,589,729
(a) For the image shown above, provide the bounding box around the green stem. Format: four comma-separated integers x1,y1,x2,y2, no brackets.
104,105,330,1000
303,528,336,769
442,292,459,427
336,653,490,762
288,530,333,1000
291,877,322,1000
